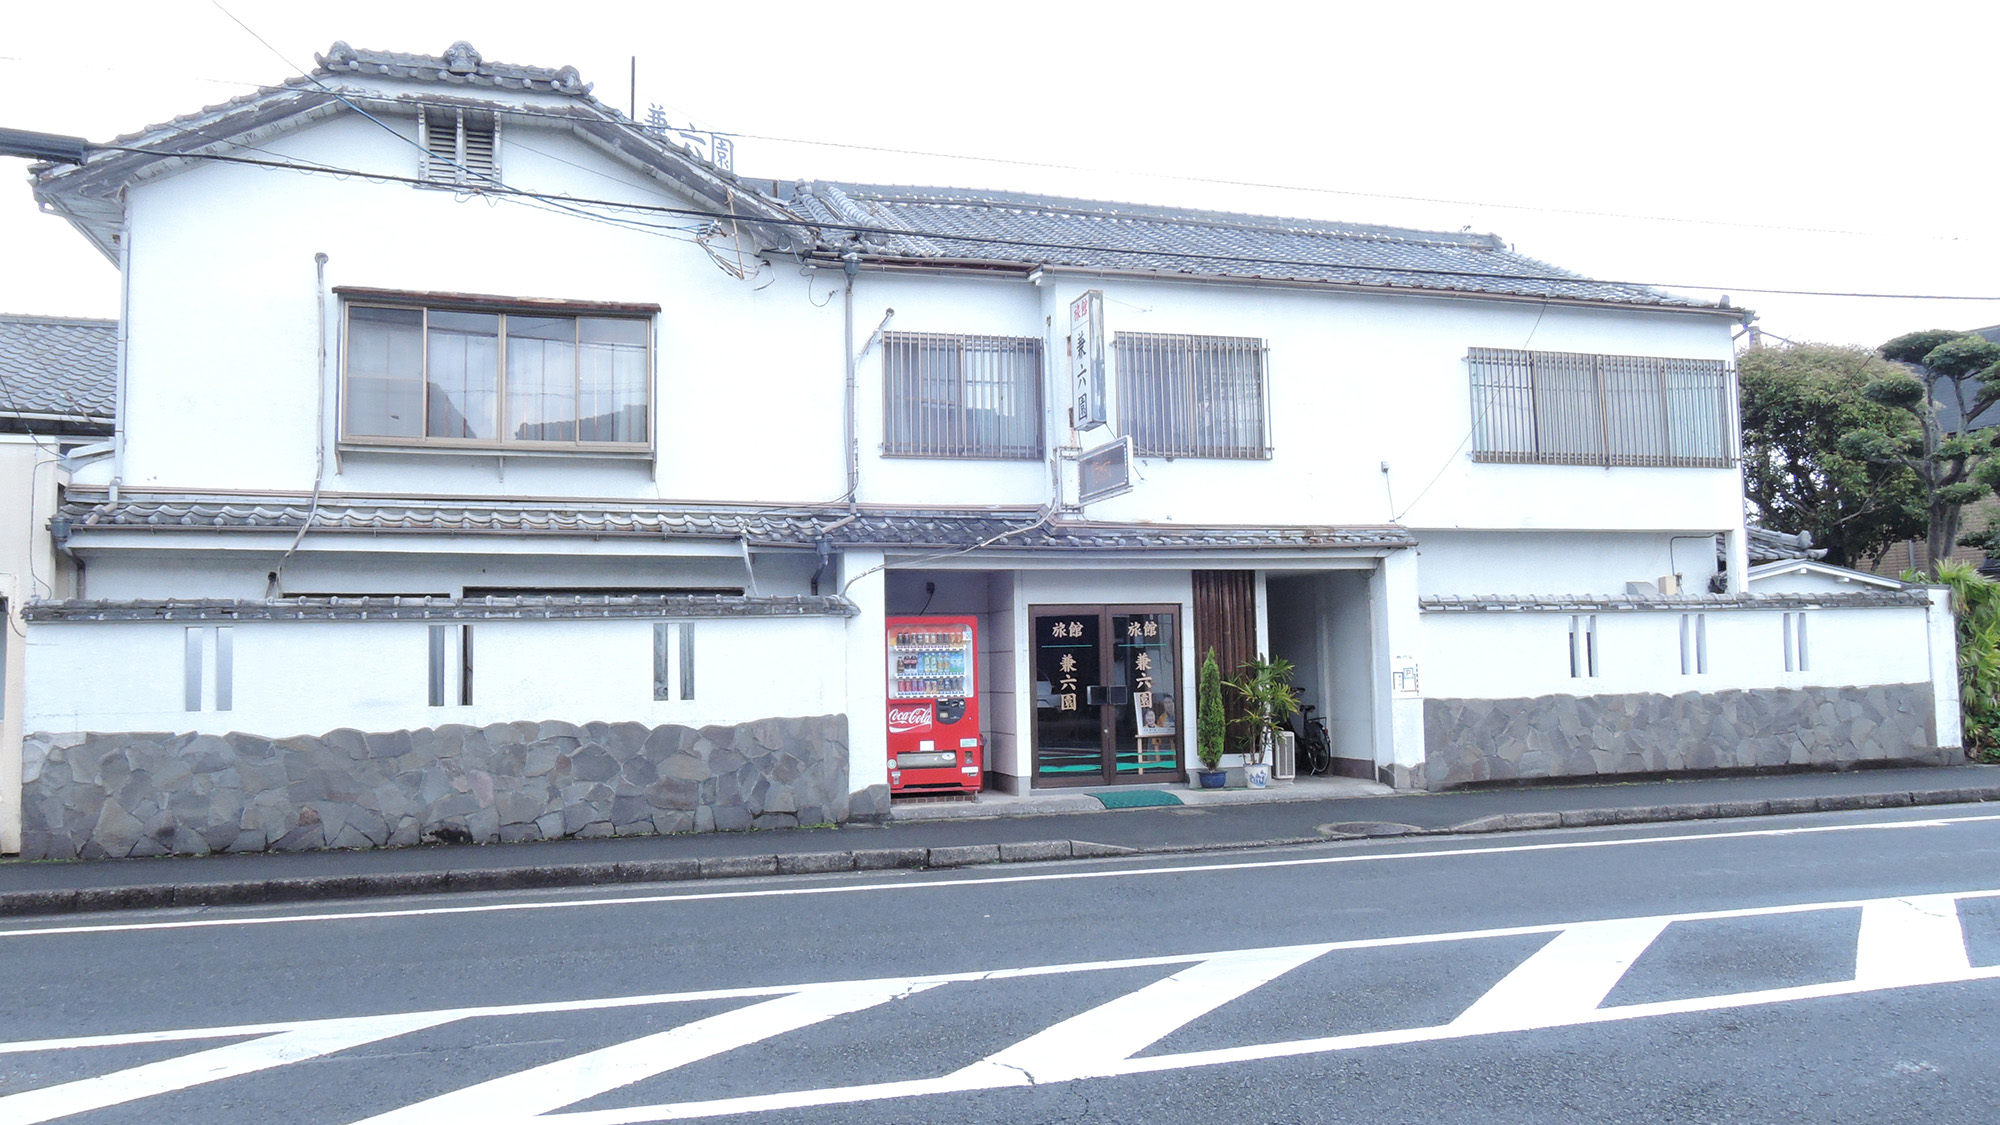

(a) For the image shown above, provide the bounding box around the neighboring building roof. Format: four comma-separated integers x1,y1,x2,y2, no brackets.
1745,558,1906,591
0,313,117,431
55,490,1416,553
782,182,1738,313
1745,525,1826,564
31,41,803,262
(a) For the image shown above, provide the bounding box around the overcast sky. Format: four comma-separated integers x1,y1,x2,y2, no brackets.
4,1,1997,347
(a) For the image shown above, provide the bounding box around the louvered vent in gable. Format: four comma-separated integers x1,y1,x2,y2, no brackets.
418,107,499,187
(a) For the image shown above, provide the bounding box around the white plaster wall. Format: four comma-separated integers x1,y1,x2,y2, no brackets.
1422,605,1936,701
75,543,812,601
1417,531,1723,597
105,97,1743,540
24,615,848,738
115,109,846,504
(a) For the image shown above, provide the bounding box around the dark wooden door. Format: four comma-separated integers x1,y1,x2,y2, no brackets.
1193,570,1257,755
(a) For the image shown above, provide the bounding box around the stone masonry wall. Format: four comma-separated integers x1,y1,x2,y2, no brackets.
1423,684,1954,790
20,715,882,860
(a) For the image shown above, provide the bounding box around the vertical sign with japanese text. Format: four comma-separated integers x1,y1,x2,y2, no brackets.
1068,290,1106,431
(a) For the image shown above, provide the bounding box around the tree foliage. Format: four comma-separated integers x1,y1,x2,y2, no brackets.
1738,342,1923,567
1844,330,2000,573
1196,647,1226,771
1909,561,2000,761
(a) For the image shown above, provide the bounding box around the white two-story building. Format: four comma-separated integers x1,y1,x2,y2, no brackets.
9,41,1960,858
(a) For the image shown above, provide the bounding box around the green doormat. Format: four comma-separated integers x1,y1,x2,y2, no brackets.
1093,790,1184,809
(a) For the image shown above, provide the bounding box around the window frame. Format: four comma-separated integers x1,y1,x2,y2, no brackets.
1114,331,1271,460
337,289,659,456
880,330,1045,461
1467,346,1737,469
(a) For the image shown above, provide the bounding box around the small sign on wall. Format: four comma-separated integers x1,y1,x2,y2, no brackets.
1391,655,1421,698
1078,435,1133,504
1068,290,1107,431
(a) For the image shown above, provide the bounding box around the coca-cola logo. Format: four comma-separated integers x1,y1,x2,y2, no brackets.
887,704,933,734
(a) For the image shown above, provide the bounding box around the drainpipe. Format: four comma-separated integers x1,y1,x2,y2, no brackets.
110,219,132,506
266,252,331,598
841,252,860,508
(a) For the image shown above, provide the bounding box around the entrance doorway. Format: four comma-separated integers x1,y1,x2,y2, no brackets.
1031,604,1182,786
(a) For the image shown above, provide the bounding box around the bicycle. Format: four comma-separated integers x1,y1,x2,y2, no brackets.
1291,704,1333,777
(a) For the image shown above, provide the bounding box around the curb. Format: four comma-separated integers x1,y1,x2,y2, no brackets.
5,785,1998,919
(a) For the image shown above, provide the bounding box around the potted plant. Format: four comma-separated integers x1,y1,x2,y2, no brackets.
1230,653,1300,790
1193,647,1229,788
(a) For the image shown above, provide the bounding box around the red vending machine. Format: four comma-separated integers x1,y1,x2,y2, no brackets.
885,616,983,795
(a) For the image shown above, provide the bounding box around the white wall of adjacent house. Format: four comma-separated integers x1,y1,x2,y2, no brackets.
22,615,850,743
85,88,1747,550
0,437,69,852
1415,531,1723,597
1421,604,1940,704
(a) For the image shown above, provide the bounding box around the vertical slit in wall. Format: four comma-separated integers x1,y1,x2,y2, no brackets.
1569,615,1582,679
215,626,233,712
1696,613,1708,674
653,622,671,701
184,627,204,712
1585,614,1598,677
460,624,475,706
1679,614,1691,675
1783,613,1796,672
428,625,447,707
1796,613,1808,672
679,622,695,701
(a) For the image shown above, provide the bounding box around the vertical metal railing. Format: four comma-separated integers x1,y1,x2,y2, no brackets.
1469,347,1734,468
882,332,1042,459
1115,332,1268,459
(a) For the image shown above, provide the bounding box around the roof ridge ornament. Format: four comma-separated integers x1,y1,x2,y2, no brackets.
441,41,483,75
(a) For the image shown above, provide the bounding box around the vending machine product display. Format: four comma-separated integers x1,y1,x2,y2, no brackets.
885,616,982,794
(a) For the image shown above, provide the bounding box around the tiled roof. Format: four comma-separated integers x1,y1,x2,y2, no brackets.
32,43,801,261
1745,525,1827,564
315,40,591,95
1420,590,1929,612
784,182,1729,311
0,314,117,425
56,490,1413,553
25,593,856,624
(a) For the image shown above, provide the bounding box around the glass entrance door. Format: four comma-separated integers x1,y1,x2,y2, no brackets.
1032,605,1181,786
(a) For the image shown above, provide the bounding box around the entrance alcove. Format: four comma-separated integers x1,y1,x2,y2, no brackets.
1265,569,1378,778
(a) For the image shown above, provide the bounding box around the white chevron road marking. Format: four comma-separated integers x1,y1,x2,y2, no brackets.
5,886,1997,1123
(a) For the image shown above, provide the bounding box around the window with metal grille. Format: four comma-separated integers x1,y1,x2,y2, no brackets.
419,107,498,187
882,332,1043,459
1114,333,1268,459
1468,347,1734,468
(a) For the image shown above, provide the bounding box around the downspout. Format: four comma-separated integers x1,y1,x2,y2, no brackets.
842,252,860,508
266,252,331,598
110,219,131,506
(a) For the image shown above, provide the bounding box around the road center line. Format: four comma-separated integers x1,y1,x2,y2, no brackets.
5,810,1997,941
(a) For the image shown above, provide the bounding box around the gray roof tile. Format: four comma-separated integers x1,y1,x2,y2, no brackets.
25,593,856,624
57,490,1413,553
0,314,117,424
784,182,1727,311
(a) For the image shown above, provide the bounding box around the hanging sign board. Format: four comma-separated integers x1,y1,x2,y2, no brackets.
1068,290,1107,431
1078,435,1133,504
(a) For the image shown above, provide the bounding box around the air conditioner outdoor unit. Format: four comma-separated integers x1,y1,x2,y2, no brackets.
1274,731,1297,780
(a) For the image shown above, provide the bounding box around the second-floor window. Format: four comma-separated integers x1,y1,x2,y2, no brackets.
1115,332,1268,459
342,295,653,451
882,331,1043,459
1468,346,1734,468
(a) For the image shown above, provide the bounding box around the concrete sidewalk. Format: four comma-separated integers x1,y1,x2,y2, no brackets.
4,764,1997,918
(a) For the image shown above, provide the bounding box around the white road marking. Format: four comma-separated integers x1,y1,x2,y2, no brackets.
0,1013,462,1125
349,979,947,1125
1855,895,1972,987
6,886,1996,1123
958,943,1332,1085
1449,917,1669,1033
5,810,1996,942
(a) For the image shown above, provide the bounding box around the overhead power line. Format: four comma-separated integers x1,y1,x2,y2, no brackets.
75,143,2000,304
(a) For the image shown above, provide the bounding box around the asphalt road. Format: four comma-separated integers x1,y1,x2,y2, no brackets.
4,806,2000,1123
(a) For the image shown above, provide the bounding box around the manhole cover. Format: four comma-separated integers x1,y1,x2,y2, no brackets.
1318,821,1422,838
